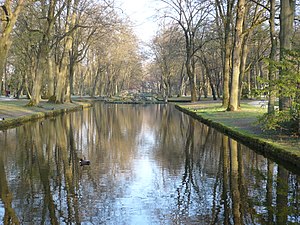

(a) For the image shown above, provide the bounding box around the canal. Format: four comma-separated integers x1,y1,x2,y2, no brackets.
0,103,299,224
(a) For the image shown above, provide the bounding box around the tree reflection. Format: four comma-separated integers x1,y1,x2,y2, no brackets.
230,139,242,224
276,165,288,224
266,160,274,225
222,136,230,225
0,151,20,224
0,103,299,224
176,117,195,219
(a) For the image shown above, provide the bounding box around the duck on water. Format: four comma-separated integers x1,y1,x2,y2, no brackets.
80,158,90,166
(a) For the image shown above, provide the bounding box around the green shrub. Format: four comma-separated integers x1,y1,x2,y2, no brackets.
258,109,299,134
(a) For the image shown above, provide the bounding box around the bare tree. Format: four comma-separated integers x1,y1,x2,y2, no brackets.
0,0,24,94
151,25,185,102
27,0,61,106
51,0,79,104
227,0,246,111
160,0,212,102
215,0,236,106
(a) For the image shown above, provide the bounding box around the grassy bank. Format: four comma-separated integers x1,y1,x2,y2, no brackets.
176,101,300,170
0,98,93,130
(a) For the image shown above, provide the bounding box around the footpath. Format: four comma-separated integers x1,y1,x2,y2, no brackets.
176,100,300,172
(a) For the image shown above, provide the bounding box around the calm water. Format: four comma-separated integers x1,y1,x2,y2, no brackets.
0,103,299,224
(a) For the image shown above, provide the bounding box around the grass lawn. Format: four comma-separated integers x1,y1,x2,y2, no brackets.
183,102,265,134
0,97,92,129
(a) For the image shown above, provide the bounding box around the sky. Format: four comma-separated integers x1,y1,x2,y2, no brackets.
116,0,160,43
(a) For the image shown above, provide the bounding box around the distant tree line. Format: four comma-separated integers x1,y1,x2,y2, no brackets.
0,0,143,105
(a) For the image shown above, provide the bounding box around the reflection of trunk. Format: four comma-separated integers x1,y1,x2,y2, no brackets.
0,155,20,224
276,166,288,224
33,124,59,225
55,117,81,223
202,126,213,149
183,118,194,184
39,164,59,225
230,139,241,224
65,119,80,223
177,118,195,213
237,143,245,222
222,136,230,225
266,160,274,223
211,133,224,223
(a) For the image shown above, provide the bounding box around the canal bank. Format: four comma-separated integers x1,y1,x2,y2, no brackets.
0,97,94,130
175,102,300,171
1,97,299,170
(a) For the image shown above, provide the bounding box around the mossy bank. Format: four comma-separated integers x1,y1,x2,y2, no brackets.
175,103,300,172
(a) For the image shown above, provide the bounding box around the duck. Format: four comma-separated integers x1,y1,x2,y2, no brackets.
79,158,90,166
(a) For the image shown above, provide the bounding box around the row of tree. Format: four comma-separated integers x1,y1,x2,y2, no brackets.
0,0,143,105
148,0,299,132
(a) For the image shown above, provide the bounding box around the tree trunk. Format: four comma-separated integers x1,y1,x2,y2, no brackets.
177,62,185,97
279,0,294,111
0,40,11,95
228,0,245,111
238,35,249,105
222,0,234,107
29,0,56,105
268,0,277,114
53,0,78,103
28,63,43,105
186,57,197,102
215,0,235,107
46,53,54,98
91,65,102,97
223,40,231,106
0,0,24,94
28,43,48,106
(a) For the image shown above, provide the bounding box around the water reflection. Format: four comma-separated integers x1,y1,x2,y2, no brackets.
0,103,299,224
